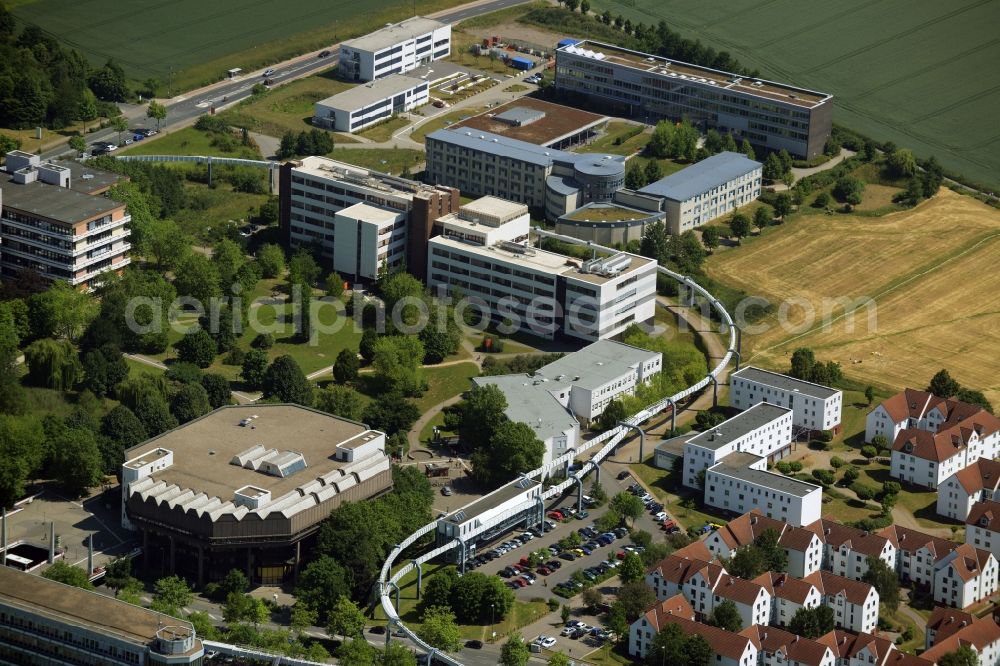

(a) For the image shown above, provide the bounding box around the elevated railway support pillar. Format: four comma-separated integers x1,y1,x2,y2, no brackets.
618,422,645,463
413,560,423,599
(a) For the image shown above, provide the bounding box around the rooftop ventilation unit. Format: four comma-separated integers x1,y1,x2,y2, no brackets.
580,252,631,277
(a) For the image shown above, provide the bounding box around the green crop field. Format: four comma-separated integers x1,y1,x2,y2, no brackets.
10,0,467,93
579,0,1000,189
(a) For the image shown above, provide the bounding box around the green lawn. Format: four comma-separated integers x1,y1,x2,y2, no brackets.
217,74,359,142
328,148,425,176
120,127,261,159
575,121,649,156
415,362,479,412
173,182,271,243
125,358,164,378
356,116,412,143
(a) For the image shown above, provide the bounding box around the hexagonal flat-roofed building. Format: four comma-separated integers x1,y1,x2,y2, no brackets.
121,404,391,584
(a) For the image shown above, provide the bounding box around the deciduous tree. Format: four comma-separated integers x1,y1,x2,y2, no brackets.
262,355,311,404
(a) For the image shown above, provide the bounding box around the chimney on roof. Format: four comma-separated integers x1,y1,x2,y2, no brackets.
825,528,831,535
751,516,757,525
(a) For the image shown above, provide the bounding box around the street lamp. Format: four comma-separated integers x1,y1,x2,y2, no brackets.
490,603,495,643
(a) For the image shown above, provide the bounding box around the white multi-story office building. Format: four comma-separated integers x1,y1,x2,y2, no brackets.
1,151,130,289
331,203,406,280
339,17,450,82
636,152,761,234
554,40,834,158
427,229,656,341
279,155,459,280
731,366,843,435
704,452,823,527
682,402,793,488
313,74,429,133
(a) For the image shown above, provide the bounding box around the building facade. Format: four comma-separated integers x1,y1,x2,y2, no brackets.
704,453,823,527
278,156,460,280
0,566,204,665
967,500,1000,559
682,403,794,488
933,543,998,609
805,519,896,581
1,151,130,289
730,366,843,435
339,17,450,82
636,152,762,234
938,458,1000,521
427,231,657,341
628,595,694,659
554,41,833,158
331,202,406,280
313,74,428,133
803,571,879,634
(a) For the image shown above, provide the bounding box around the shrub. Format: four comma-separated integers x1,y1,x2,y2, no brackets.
851,483,876,501
818,430,833,443
775,461,792,474
882,481,901,497
223,347,246,365
842,466,860,484
812,191,831,208
251,333,274,349
861,445,877,459
812,469,835,486
830,456,844,469
789,461,803,473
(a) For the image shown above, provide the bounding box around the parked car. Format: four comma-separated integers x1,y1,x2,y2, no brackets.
441,486,452,496
547,511,564,520
617,470,631,481
559,551,577,561
577,510,590,519
540,637,557,648
546,560,562,570
655,511,668,521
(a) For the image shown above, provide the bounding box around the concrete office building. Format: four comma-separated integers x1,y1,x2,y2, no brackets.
555,40,833,158
636,151,762,234
339,16,451,82
120,404,392,585
681,402,794,488
435,476,542,562
449,98,609,150
332,203,406,280
731,366,843,436
424,127,625,217
1,150,130,289
279,155,459,280
313,74,429,133
428,228,656,341
432,194,530,247
0,566,204,665
470,373,580,468
705,452,823,527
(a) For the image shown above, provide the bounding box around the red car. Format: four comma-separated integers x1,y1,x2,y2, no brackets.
537,566,551,575
547,511,564,520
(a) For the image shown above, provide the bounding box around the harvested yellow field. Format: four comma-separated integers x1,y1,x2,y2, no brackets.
706,189,1000,404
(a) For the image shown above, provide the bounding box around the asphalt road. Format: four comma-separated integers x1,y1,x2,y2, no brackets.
41,0,533,161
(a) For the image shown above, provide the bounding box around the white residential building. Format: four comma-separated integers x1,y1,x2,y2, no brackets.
805,519,896,581
873,390,1000,489
628,595,694,659
339,17,450,82
753,572,822,628
313,74,429,132
428,234,657,341
879,524,960,588
925,607,978,651
704,452,823,527
939,458,1000,522
704,510,823,577
868,389,1000,489
933,542,998,609
730,366,843,435
628,614,758,666
682,402,794,488
742,625,835,666
331,203,406,280
646,553,716,602
923,615,1000,666
636,152,762,234
818,631,907,666
967,500,1000,560
803,571,879,634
